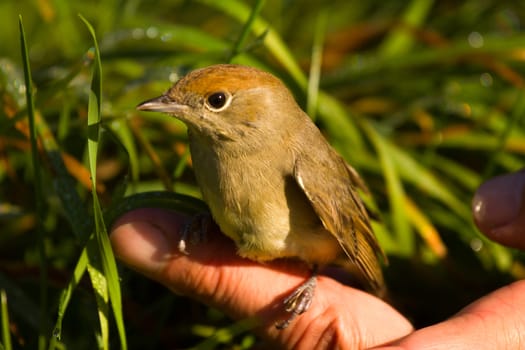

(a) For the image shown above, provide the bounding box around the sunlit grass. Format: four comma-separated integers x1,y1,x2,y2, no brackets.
1,1,524,348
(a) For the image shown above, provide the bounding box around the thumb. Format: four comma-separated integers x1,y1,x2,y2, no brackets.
472,169,525,250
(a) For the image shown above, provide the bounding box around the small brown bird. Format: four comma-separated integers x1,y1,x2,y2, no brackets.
137,64,385,328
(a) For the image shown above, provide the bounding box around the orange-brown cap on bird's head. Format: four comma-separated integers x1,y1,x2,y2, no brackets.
137,64,300,144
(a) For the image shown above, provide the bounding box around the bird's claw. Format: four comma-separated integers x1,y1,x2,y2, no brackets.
275,274,317,329
178,213,211,254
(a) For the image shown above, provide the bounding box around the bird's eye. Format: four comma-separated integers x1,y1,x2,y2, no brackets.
206,92,230,111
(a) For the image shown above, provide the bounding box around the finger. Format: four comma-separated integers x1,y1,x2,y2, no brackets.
110,208,412,348
380,280,525,349
472,169,525,250
110,208,189,284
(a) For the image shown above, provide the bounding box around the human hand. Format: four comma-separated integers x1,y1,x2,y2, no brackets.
111,170,525,349
110,208,410,348
383,170,525,349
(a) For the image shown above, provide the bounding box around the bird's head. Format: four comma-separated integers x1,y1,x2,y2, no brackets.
137,64,302,146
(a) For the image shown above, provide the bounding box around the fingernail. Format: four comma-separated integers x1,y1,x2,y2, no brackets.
472,170,525,232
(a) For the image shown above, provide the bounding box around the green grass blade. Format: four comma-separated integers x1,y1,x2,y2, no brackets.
173,147,192,181
482,88,525,179
227,0,265,62
317,92,365,152
18,15,48,350
197,0,306,87
107,119,140,183
362,120,413,256
48,249,89,350
379,0,434,57
86,247,110,349
80,12,110,348
306,11,327,121
430,154,481,192
79,14,128,350
390,145,471,220
1,290,12,350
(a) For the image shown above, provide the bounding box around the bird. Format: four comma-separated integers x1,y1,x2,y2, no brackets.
137,63,385,328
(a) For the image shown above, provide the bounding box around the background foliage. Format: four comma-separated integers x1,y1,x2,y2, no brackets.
1,0,525,348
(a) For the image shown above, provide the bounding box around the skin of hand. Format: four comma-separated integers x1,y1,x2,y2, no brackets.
111,166,525,350
110,208,410,349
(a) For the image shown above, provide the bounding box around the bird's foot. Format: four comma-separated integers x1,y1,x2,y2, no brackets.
275,274,317,329
178,213,212,254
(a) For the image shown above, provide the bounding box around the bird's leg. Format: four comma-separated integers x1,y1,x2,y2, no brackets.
178,212,212,254
275,266,318,329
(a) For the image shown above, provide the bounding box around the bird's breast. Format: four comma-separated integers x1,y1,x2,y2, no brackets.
189,139,342,264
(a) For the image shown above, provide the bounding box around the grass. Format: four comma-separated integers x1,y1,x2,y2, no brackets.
1,0,525,348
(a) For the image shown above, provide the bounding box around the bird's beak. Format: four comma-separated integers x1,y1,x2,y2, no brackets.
136,94,189,115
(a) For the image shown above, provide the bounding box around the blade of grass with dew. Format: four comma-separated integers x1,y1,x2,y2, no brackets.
1,290,12,350
83,22,110,350
79,15,127,350
361,120,414,256
48,249,88,350
18,16,48,350
86,248,110,349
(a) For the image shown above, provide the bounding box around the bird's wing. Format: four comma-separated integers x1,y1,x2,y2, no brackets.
293,152,385,292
